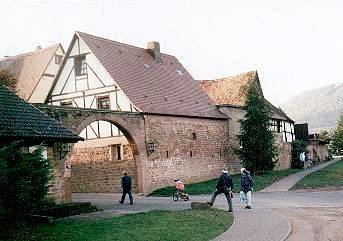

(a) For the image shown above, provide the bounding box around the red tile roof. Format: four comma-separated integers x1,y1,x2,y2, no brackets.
199,71,294,122
76,32,226,119
199,71,260,107
0,44,61,101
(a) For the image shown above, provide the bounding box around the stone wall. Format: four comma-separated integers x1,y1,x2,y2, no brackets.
309,141,329,163
69,145,135,193
219,106,291,171
274,135,292,170
47,143,72,203
219,107,245,173
143,115,232,193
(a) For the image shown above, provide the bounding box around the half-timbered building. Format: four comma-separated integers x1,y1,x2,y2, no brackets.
0,44,64,103
199,71,295,170
46,32,231,194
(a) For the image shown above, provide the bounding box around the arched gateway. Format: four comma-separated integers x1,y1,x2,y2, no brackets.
38,105,147,194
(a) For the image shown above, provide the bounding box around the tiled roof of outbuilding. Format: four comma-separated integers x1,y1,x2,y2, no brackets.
199,71,259,107
0,84,81,142
199,71,294,122
76,32,226,119
0,44,61,101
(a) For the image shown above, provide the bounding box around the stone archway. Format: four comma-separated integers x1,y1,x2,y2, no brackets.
64,112,147,194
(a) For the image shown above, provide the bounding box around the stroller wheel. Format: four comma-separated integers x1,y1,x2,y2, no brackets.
172,195,179,201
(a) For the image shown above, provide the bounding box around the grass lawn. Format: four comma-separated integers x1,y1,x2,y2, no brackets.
150,169,302,196
293,159,343,189
2,209,232,241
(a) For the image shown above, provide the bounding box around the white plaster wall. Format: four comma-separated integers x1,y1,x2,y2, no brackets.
74,136,129,148
45,45,64,75
117,91,132,111
29,75,55,103
52,58,75,95
70,38,83,56
86,53,115,87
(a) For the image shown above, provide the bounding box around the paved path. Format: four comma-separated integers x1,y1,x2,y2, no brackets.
214,209,291,241
61,159,342,241
260,158,340,192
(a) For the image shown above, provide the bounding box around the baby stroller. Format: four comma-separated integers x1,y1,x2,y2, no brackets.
172,189,189,201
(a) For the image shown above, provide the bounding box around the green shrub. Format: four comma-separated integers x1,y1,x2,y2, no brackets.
0,142,51,225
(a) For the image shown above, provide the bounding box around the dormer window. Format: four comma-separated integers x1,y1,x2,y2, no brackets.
74,55,87,76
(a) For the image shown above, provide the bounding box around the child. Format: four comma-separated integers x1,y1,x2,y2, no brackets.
174,178,185,195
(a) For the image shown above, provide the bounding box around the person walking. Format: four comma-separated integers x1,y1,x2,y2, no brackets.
119,171,133,205
207,169,234,212
240,168,253,209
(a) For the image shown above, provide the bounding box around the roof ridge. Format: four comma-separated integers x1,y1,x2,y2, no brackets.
200,70,257,83
76,31,176,58
0,43,60,61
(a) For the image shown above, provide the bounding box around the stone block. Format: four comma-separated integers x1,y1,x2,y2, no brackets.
191,201,211,210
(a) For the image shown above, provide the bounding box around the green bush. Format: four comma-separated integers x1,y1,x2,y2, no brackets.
0,142,51,225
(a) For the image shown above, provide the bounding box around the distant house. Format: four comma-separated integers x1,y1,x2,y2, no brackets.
46,32,230,194
0,84,81,202
0,44,64,103
308,133,330,164
294,123,330,165
199,71,295,170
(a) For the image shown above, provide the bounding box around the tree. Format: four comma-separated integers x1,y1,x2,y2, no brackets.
330,114,343,155
317,129,331,142
0,142,51,224
0,69,17,92
235,83,278,174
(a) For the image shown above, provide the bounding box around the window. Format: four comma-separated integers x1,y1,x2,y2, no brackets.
74,55,87,76
147,143,156,154
55,55,63,65
97,96,110,109
116,145,122,160
269,119,281,133
282,121,295,143
110,145,122,160
61,101,73,107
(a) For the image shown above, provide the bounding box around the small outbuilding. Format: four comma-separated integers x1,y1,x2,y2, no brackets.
0,84,82,202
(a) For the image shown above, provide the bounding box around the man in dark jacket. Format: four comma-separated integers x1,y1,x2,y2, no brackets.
240,168,253,209
119,171,133,205
207,169,234,212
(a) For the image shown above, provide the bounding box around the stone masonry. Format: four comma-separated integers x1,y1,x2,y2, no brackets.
70,145,135,193
143,115,231,193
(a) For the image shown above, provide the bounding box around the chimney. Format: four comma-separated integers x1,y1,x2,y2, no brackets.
147,41,162,63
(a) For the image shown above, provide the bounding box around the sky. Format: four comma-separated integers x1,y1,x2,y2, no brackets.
1,0,343,105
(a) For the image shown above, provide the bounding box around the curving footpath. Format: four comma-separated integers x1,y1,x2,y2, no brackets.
213,158,341,241
63,159,342,241
214,209,291,241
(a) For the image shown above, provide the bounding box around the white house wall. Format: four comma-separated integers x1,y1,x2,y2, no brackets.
29,45,64,103
52,57,75,95
50,35,135,112
29,75,55,103
45,45,64,75
74,136,129,148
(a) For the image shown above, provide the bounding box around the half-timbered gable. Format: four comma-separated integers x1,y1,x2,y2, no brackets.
0,44,64,103
46,32,229,194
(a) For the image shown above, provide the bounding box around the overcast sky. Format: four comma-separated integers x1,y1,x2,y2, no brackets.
1,0,343,105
